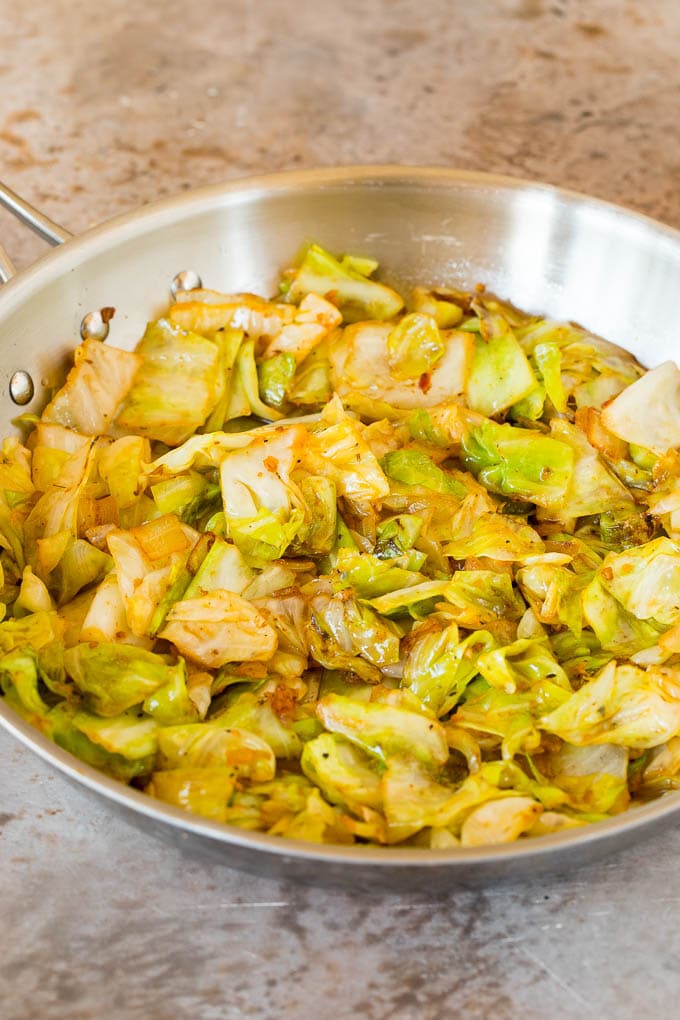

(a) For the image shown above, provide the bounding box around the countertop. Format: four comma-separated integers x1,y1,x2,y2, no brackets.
2,1,680,1017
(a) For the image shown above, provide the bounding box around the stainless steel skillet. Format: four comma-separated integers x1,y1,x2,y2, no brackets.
1,165,679,890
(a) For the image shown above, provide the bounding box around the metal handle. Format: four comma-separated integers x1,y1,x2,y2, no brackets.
0,243,16,284
0,180,72,283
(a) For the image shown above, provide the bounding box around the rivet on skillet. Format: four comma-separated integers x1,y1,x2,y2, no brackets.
171,270,202,296
9,370,34,405
80,307,115,341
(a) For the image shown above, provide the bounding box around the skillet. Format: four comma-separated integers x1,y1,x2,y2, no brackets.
1,165,679,889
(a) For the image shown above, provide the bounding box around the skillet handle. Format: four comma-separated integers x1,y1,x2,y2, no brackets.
0,179,72,283
0,243,15,284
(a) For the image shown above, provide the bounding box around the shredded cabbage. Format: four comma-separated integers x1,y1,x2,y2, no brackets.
4,241,680,850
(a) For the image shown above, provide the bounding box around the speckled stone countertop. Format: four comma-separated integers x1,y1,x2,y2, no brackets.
2,1,680,1017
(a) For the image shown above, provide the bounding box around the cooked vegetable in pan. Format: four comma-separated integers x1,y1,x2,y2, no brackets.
4,241,680,848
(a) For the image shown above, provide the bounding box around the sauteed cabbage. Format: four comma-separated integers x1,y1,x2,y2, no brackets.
5,242,680,848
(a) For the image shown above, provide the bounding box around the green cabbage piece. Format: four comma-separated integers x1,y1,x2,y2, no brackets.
157,723,276,781
72,710,159,759
312,594,401,669
64,642,185,717
533,342,567,413
301,732,383,810
375,514,423,558
333,549,425,599
381,757,523,833
228,507,305,564
599,505,652,551
219,427,311,562
151,473,222,529
248,588,308,667
478,760,569,811
402,625,495,716
15,566,52,617
158,589,277,669
184,537,253,598
290,476,337,556
599,537,680,627
142,663,199,725
542,419,634,520
234,339,284,422
341,253,379,276
145,768,236,822
549,629,613,683
636,738,680,796
24,440,96,562
476,637,571,695
461,419,574,507
221,772,306,830
367,579,450,619
0,610,64,655
453,674,570,759
305,398,389,504
211,688,302,759
115,319,223,445
265,784,349,844
541,661,680,749
601,360,680,455
443,571,525,627
409,287,464,328
307,628,383,684
150,429,255,474
466,331,537,416
406,408,452,448
443,513,544,563
151,472,205,515
0,649,52,717
46,703,155,781
386,313,445,379
52,538,112,606
510,383,546,422
105,527,183,639
41,338,142,437
0,500,26,573
147,558,194,637
220,425,306,520
317,671,373,703
287,244,404,322
202,327,245,431
236,562,294,601
98,435,149,513
544,743,629,814
0,436,34,505
516,562,587,637
258,353,297,410
582,577,662,657
381,449,466,498
316,692,449,768
458,793,544,846
287,343,332,407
